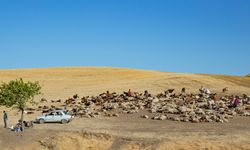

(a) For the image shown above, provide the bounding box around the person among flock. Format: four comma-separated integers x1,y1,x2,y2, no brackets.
144,90,149,97
180,88,187,100
231,96,241,108
181,88,186,93
106,90,111,97
128,89,133,97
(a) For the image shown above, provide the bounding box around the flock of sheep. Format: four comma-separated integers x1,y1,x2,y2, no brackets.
26,87,250,123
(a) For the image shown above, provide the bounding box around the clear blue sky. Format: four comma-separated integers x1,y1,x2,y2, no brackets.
0,0,249,76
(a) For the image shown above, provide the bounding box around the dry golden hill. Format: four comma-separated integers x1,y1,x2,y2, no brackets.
1,67,250,150
0,67,249,99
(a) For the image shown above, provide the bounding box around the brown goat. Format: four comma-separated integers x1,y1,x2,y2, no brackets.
222,87,229,93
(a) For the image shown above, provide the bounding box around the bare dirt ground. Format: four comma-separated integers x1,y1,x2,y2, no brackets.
1,113,250,150
0,67,250,150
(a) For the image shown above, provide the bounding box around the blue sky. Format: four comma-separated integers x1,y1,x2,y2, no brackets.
0,0,249,76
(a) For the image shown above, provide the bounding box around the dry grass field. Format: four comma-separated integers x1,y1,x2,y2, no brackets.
0,67,249,99
0,67,250,150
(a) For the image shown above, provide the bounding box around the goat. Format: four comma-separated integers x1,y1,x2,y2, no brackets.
40,98,47,103
222,87,229,93
73,94,79,99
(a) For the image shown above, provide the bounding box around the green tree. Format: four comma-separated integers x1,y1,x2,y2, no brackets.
246,74,250,77
0,78,41,131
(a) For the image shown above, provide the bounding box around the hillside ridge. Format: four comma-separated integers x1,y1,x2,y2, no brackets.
0,67,249,99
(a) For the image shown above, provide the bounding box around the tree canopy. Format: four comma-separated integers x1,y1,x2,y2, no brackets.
0,78,41,110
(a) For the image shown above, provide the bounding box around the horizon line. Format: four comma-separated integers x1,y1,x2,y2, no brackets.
0,66,246,77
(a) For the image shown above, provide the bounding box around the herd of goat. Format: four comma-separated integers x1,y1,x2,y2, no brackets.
24,87,250,123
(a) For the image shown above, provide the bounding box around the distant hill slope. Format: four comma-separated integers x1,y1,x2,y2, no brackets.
0,67,249,99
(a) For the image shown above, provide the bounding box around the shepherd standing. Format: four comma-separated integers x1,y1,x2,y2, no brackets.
3,111,8,128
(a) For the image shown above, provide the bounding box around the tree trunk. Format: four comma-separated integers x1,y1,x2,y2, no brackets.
21,109,24,132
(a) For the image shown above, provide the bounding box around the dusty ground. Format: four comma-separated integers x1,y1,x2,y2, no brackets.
1,113,250,150
0,67,250,150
